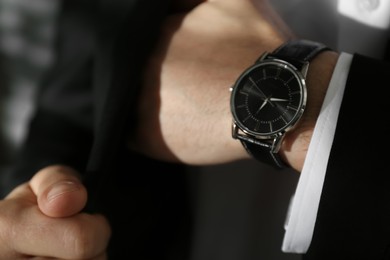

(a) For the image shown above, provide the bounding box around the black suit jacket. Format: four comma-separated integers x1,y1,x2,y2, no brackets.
10,1,192,259
304,54,390,259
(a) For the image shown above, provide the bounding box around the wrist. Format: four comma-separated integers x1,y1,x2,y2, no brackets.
280,50,339,172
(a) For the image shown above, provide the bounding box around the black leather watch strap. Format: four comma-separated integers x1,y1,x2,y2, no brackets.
240,139,287,169
241,39,330,169
272,39,330,63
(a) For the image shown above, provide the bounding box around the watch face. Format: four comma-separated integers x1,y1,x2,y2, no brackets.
231,60,306,137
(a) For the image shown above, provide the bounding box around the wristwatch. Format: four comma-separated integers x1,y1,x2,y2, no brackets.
230,39,330,169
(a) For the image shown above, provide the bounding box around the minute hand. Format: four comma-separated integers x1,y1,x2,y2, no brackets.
270,98,289,102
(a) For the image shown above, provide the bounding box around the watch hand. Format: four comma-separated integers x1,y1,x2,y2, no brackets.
256,99,268,114
255,94,277,115
267,97,286,109
270,97,289,102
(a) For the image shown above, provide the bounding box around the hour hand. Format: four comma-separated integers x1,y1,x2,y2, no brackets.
256,100,268,114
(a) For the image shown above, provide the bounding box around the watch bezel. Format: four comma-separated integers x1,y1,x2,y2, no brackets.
230,57,307,140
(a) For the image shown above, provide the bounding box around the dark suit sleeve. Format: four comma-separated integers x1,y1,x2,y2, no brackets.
5,0,97,190
304,54,390,259
4,1,193,259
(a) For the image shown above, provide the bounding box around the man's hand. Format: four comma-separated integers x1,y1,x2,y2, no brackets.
132,0,292,165
0,165,111,259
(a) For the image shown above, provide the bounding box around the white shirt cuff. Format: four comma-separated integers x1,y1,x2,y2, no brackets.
338,0,390,29
281,52,353,253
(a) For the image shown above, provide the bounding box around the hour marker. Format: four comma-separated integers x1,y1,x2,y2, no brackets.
286,76,294,84
242,82,254,92
249,77,257,86
287,105,298,111
239,89,249,96
269,122,273,132
291,90,301,95
275,68,281,78
237,104,246,109
249,77,263,95
254,121,261,131
243,115,251,122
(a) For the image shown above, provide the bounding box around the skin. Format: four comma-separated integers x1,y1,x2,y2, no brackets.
132,0,339,171
0,165,110,259
0,0,338,258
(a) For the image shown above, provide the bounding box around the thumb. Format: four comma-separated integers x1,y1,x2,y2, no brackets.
30,165,87,218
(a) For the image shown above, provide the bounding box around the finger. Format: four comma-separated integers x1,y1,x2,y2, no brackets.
29,165,87,218
5,182,36,203
11,207,111,259
0,200,109,259
2,179,110,259
27,252,107,260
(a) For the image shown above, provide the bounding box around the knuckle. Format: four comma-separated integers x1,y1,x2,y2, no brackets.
64,219,97,259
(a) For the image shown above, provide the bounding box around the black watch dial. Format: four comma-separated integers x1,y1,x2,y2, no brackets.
231,60,306,137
